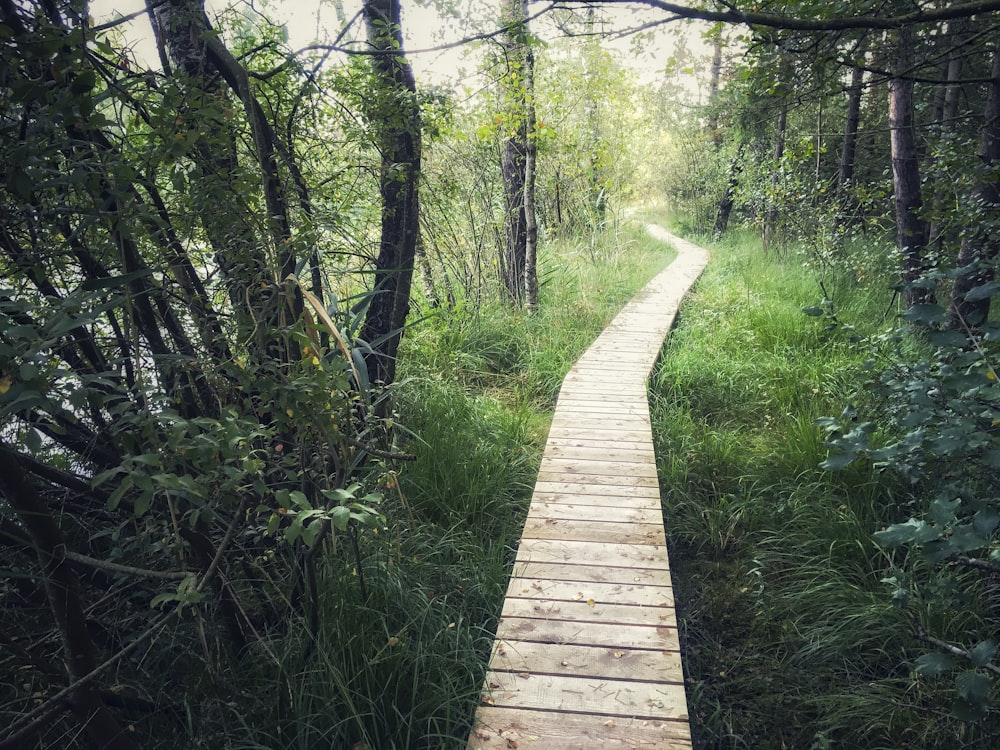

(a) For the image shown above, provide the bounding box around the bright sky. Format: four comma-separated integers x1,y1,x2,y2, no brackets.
90,0,708,93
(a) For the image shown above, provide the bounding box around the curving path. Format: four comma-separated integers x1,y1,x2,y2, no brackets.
469,228,709,749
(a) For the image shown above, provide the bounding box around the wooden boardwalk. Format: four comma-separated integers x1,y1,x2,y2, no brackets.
469,228,709,749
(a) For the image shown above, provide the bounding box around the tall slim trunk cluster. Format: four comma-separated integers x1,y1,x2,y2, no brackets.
889,26,933,307
499,0,537,308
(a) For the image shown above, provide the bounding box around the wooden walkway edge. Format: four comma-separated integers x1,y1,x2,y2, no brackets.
469,228,709,749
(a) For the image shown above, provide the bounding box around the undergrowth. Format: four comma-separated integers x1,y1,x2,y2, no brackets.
225,218,676,748
651,223,998,748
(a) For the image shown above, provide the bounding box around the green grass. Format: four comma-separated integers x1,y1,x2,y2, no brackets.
218,218,677,749
650,223,996,748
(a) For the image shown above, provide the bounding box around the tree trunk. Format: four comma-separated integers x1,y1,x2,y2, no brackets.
707,35,723,147
524,46,539,312
837,44,866,226
499,0,530,306
713,145,745,240
949,40,1000,328
889,27,933,308
359,0,421,387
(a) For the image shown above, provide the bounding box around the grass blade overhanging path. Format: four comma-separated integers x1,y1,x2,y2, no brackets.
469,227,709,749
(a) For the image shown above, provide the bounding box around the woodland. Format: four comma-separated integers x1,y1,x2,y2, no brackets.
1,0,999,748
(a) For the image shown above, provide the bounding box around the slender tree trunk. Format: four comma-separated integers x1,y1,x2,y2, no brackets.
713,145,744,239
707,35,723,147
838,50,866,226
949,40,1000,328
889,27,933,307
359,0,421,387
499,0,530,305
524,46,539,312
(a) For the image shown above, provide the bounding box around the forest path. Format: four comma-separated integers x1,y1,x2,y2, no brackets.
468,227,709,749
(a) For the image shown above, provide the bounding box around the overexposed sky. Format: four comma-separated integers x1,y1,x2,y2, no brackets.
90,0,707,91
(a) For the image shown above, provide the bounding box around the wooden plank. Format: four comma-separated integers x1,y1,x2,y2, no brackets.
506,578,675,608
554,402,650,415
522,517,666,545
544,444,656,463
488,641,683,682
501,597,676,628
544,427,653,443
549,415,651,429
511,561,670,586
538,457,659,478
535,471,659,488
496,616,679,650
515,539,669,569
530,494,661,511
470,706,691,749
528,501,663,524
533,481,661,498
480,671,689,721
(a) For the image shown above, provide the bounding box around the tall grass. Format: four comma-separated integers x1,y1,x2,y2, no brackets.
650,223,993,748
218,218,677,749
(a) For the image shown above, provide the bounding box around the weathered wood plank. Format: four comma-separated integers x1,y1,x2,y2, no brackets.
538,457,659,478
544,444,657,463
496,616,679,650
544,427,653,443
487,640,683,683
528,501,663,524
532,481,661,498
530,494,661,512
515,539,669,569
510,561,670,586
470,707,691,749
522,517,667,545
501,597,677,628
480,671,689,720
506,577,675,608
535,471,659,487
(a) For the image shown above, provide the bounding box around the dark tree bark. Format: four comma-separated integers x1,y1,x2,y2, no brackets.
499,0,531,306
707,34,723,147
949,40,1000,328
358,0,422,387
837,42,867,225
524,46,540,312
713,145,745,239
889,26,933,307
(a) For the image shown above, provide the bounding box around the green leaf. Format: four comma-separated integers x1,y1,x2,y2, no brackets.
955,671,990,704
820,451,855,471
70,70,97,94
903,303,947,326
964,282,1000,303
914,652,956,676
874,518,939,548
969,640,997,668
330,505,351,531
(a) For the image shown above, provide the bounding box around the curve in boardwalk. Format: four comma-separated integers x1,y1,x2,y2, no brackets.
469,228,709,750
